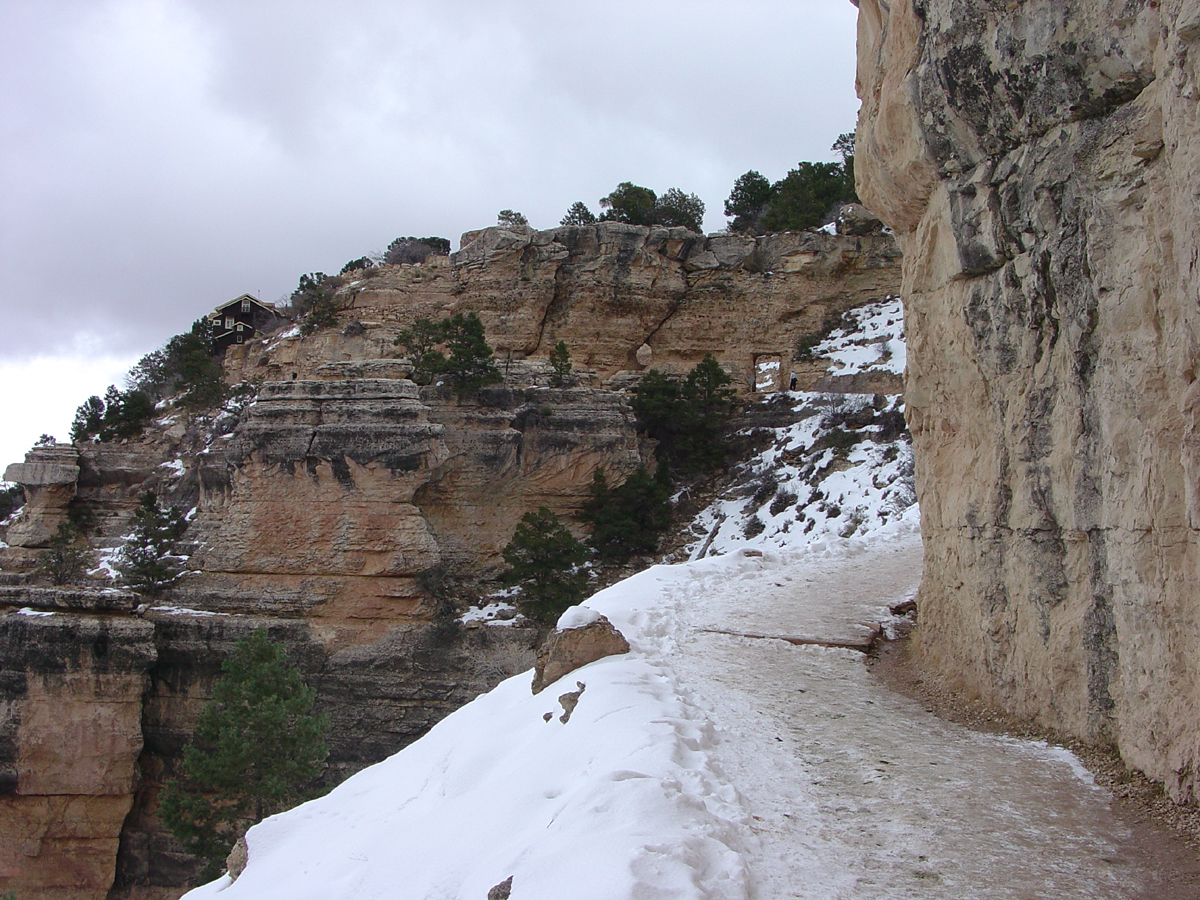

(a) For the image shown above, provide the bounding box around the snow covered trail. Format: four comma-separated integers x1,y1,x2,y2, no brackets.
182,529,1153,900
671,531,1150,899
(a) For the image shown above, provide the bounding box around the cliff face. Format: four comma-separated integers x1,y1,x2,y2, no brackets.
853,0,1200,799
0,610,155,900
222,223,901,391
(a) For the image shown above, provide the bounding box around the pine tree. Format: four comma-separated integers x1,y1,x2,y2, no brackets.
560,201,597,226
160,628,328,880
115,492,189,595
580,466,672,563
631,356,737,473
549,340,572,386
38,521,92,585
440,312,502,395
393,317,446,385
501,507,589,625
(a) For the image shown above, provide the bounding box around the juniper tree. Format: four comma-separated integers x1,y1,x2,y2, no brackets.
632,355,736,473
160,628,328,880
439,312,502,395
394,317,447,384
39,521,91,585
580,465,672,563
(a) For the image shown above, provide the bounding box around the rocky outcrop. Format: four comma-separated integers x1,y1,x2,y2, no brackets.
531,612,629,695
0,611,156,900
181,376,646,644
853,0,1200,799
222,223,901,393
1,446,79,567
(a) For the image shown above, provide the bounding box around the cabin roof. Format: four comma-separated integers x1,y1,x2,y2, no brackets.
210,294,277,315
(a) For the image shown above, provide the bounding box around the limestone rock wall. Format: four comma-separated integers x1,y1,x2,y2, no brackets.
181,375,646,644
853,0,1200,799
0,612,156,900
221,222,901,392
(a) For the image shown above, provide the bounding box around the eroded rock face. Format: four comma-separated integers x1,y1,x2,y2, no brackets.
180,377,646,644
0,612,156,900
222,223,901,392
1,446,79,562
854,0,1200,799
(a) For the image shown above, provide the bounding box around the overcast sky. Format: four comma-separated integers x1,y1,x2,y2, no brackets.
0,0,860,469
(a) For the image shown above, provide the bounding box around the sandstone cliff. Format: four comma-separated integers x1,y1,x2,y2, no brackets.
853,0,1200,800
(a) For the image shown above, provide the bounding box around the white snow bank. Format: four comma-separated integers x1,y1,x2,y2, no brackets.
187,562,753,900
557,605,603,629
16,607,55,617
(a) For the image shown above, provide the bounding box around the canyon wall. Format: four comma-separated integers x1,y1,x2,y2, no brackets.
853,0,1200,799
0,221,902,896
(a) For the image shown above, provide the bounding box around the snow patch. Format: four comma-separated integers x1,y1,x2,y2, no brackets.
159,459,185,476
149,605,230,617
16,607,54,617
557,605,602,630
816,295,905,377
459,601,519,625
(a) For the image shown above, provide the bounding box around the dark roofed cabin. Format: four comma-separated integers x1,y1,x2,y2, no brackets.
207,294,285,355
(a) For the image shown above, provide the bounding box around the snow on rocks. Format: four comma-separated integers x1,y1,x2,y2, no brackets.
459,600,519,625
532,612,630,694
687,391,916,560
817,295,906,377
557,605,603,630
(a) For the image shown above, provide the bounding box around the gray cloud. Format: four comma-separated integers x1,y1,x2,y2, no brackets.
0,0,859,365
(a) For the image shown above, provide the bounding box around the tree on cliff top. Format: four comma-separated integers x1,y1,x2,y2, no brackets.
724,133,859,234
598,182,706,233
560,201,597,226
160,628,328,880
383,236,451,265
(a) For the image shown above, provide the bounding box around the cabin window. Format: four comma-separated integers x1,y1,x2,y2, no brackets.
236,323,244,331
236,334,244,343
241,299,251,312
225,316,234,329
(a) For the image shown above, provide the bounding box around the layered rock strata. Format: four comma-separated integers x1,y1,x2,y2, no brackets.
853,0,1200,799
222,223,901,393
0,611,156,900
183,376,646,643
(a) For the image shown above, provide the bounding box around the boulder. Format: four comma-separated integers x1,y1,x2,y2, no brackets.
836,203,885,236
531,612,629,694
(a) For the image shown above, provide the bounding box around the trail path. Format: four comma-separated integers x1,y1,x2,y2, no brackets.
671,532,1152,899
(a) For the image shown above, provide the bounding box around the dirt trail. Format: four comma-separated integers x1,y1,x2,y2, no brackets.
670,532,1165,899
